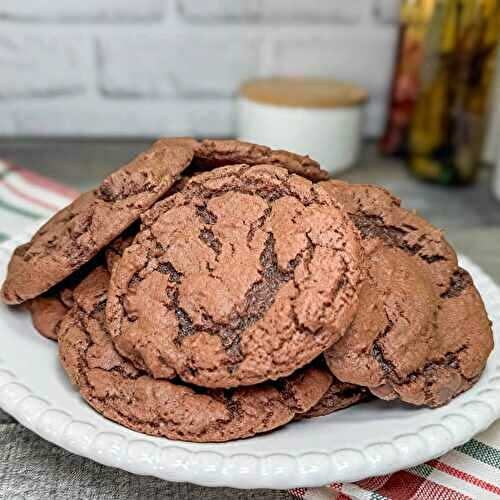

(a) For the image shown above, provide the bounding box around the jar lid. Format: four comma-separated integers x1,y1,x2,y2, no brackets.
240,77,368,108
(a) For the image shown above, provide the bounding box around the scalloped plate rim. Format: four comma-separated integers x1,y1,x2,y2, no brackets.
0,227,499,490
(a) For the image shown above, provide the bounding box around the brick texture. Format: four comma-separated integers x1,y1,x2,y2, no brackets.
0,0,165,23
0,34,90,98
97,37,177,98
98,35,261,98
178,0,261,22
272,31,397,97
179,0,364,23
262,0,364,23
0,0,398,138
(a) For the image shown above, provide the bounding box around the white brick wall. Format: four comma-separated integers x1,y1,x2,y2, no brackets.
98,34,262,98
0,0,165,22
179,0,367,23
0,34,91,98
0,0,399,138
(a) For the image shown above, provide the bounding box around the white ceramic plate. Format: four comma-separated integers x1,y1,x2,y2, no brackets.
0,231,499,490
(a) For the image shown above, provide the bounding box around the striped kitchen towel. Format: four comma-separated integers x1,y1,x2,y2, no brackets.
0,158,498,500
0,159,79,241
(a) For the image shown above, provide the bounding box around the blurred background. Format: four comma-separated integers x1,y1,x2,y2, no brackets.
0,0,397,138
0,0,499,225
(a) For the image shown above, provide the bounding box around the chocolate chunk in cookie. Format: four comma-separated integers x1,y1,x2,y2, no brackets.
2,139,193,305
322,181,493,407
107,164,363,388
59,266,333,443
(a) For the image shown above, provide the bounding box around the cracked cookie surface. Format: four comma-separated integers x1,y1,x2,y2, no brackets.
369,267,494,406
2,139,193,304
58,266,333,443
320,181,458,289
106,165,363,388
322,181,493,407
325,245,439,403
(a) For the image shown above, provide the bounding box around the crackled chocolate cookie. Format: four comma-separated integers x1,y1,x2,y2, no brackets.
320,180,458,291
28,223,138,341
325,245,439,401
2,140,193,305
192,139,329,181
26,258,96,340
297,375,368,419
370,268,493,407
59,266,333,443
107,164,363,388
322,181,493,407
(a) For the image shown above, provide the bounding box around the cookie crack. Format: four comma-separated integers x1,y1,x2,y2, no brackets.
222,390,243,420
175,297,195,342
423,346,467,374
289,231,349,334
247,207,271,246
196,204,217,225
273,378,300,412
186,174,319,209
175,233,304,372
64,210,98,266
370,296,399,380
97,170,157,202
66,299,141,395
156,262,183,283
441,268,472,299
388,343,471,404
199,228,222,257
351,212,446,265
371,327,397,377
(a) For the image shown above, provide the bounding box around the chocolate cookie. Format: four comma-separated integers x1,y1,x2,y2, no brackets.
27,291,70,340
58,266,333,443
192,139,329,181
2,140,193,305
26,258,96,340
297,375,368,419
325,245,439,400
322,181,493,407
104,223,139,273
320,181,458,291
107,165,363,387
370,268,493,407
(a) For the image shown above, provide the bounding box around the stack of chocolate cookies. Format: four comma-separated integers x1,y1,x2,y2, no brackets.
1,139,494,443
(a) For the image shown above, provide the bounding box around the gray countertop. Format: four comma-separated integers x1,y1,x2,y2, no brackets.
0,140,499,500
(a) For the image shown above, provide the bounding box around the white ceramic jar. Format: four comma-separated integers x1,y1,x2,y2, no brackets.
237,77,367,175
484,44,500,201
494,150,500,202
